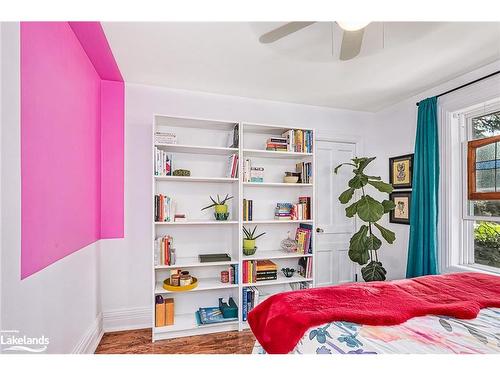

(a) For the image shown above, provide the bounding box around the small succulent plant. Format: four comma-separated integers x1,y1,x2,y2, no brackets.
201,194,234,211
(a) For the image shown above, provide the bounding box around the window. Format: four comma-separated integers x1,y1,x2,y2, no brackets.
464,108,500,270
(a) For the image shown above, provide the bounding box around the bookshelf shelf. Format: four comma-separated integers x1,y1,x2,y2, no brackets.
155,220,238,225
242,275,313,287
155,278,239,295
155,143,238,156
155,176,238,183
243,148,313,159
154,313,238,335
152,116,315,342
155,258,238,269
243,182,313,187
242,220,313,225
242,250,313,261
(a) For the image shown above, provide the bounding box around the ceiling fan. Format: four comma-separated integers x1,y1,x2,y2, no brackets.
259,21,371,60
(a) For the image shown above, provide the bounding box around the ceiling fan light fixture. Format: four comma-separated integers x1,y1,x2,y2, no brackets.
337,21,370,31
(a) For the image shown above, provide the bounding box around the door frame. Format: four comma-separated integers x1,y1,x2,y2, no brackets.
315,136,364,283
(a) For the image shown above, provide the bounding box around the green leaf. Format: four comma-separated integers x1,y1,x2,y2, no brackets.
348,174,368,189
365,175,381,180
334,163,355,174
368,180,394,193
353,157,376,173
349,225,370,265
367,233,382,251
382,199,396,213
356,195,384,223
361,261,387,281
374,222,396,244
345,201,358,218
339,188,355,204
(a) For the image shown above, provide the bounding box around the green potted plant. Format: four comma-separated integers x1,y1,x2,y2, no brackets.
334,157,396,282
242,226,266,256
201,194,234,220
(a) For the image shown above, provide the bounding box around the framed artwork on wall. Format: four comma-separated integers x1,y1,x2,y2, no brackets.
389,191,412,225
389,154,414,189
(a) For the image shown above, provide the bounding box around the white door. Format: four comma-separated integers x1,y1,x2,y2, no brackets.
315,140,357,286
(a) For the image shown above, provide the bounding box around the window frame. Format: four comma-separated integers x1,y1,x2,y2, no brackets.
467,134,500,201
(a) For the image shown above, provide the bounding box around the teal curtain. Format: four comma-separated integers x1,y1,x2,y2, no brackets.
406,97,439,277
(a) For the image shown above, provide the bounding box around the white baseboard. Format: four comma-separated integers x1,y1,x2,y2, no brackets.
102,306,151,333
73,313,104,354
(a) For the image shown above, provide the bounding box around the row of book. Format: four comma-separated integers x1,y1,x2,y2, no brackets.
296,161,313,184
226,154,239,178
228,264,239,284
298,257,313,279
274,197,311,220
155,131,177,145
154,235,176,266
243,199,253,221
154,147,173,176
154,194,175,222
242,260,277,283
295,223,313,254
242,287,260,321
281,129,313,153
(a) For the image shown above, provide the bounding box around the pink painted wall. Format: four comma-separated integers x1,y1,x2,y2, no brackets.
21,22,124,279
100,80,124,238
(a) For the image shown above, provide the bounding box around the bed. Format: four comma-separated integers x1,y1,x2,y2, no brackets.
253,307,500,354
248,273,500,354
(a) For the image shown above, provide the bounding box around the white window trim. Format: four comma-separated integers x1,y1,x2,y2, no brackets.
438,70,500,275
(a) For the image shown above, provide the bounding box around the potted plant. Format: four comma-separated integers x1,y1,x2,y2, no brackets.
334,157,396,282
242,226,266,255
201,194,234,220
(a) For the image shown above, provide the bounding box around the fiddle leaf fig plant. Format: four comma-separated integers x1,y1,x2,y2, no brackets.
334,157,396,282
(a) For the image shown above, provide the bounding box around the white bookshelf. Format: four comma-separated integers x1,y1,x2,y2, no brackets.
152,115,315,341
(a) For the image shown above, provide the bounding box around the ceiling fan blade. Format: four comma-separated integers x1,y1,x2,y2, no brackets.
339,28,365,60
259,22,316,44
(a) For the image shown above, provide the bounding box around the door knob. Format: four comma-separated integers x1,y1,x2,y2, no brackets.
316,228,324,233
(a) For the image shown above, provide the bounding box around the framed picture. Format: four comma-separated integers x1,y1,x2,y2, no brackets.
389,154,414,189
389,192,412,225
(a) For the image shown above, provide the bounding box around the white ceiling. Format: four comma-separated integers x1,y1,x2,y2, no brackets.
102,22,500,112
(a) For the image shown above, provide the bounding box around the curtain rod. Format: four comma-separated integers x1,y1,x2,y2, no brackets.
416,69,500,106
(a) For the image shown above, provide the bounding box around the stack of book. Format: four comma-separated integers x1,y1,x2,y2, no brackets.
266,136,288,152
243,199,253,221
154,235,175,266
226,154,239,178
274,203,293,220
154,194,175,222
281,129,313,153
298,257,313,279
155,131,177,145
242,287,260,321
242,260,277,283
296,223,313,254
296,161,313,183
154,147,173,176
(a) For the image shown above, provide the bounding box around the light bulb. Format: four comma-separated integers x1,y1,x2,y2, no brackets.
337,21,370,31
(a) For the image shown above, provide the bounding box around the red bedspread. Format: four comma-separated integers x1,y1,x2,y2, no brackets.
247,272,500,354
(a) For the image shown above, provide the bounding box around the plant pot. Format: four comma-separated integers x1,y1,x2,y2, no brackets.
214,204,229,221
214,204,228,214
243,239,257,255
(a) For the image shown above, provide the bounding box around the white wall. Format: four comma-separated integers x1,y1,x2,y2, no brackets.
365,60,500,280
0,23,102,354
99,83,375,318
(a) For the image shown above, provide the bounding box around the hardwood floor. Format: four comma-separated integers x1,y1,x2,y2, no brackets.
95,328,256,354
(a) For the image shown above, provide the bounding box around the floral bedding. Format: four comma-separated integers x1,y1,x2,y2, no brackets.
253,308,500,354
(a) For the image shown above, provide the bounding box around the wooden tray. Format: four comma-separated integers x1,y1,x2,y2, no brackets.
163,277,198,292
